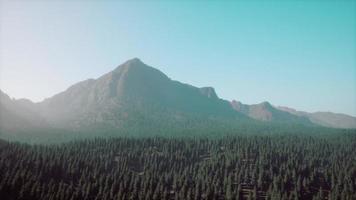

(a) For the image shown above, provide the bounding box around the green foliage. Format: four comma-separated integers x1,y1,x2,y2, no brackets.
0,133,355,200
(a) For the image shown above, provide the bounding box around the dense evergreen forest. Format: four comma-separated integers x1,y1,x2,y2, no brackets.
0,133,355,200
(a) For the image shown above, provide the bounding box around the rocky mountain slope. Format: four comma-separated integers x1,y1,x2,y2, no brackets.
1,58,355,142
277,106,356,129
230,100,313,125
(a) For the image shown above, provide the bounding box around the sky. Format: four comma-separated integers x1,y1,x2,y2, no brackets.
0,0,355,116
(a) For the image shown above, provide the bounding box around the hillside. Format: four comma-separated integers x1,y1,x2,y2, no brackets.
278,106,356,129
230,100,313,125
1,58,355,142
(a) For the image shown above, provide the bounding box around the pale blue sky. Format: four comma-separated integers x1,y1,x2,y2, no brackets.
0,0,355,116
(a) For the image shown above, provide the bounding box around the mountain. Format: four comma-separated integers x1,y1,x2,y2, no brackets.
231,101,356,128
0,90,47,131
37,58,244,130
230,100,313,125
1,58,249,141
277,106,356,129
0,58,355,142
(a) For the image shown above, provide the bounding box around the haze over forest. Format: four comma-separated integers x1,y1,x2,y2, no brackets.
0,1,355,200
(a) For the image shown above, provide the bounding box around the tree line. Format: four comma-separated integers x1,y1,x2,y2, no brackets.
0,133,355,200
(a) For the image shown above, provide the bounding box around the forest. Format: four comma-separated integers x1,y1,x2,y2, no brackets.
0,133,355,200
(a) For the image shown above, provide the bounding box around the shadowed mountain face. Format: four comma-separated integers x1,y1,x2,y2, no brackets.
37,58,243,130
230,100,313,125
1,58,246,140
0,58,355,142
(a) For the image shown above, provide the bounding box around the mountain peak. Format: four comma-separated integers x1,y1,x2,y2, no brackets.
122,57,145,67
199,87,218,99
126,57,143,64
113,57,145,72
2,58,355,140
256,101,273,109
112,58,170,82
111,58,169,81
260,101,271,106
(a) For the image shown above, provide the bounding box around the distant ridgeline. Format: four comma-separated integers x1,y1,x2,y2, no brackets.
0,58,355,143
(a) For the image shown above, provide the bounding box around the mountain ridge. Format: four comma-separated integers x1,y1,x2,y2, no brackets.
277,106,356,129
1,58,355,142
230,100,313,125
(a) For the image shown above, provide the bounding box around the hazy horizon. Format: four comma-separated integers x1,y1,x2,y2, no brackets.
0,1,355,116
